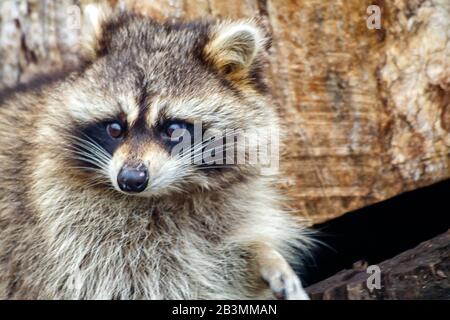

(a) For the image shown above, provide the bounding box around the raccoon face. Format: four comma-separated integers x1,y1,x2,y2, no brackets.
58,12,276,197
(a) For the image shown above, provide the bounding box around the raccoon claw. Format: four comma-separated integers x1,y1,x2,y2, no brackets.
263,269,309,300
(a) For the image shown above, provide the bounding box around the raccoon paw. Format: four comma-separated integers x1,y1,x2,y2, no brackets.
262,267,309,300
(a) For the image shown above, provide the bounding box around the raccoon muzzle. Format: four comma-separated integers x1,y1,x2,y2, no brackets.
117,162,149,193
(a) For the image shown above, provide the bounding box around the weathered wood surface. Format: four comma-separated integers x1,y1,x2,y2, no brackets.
306,230,450,300
1,0,449,224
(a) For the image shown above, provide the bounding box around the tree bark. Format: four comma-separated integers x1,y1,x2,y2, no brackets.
1,0,449,224
306,230,450,300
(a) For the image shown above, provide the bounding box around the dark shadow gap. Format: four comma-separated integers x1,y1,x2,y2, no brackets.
298,178,450,287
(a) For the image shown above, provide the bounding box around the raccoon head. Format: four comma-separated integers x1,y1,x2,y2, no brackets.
48,10,279,197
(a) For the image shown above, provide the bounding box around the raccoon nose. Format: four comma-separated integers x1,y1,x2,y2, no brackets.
117,164,149,193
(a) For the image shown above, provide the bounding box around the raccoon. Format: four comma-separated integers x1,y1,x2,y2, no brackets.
0,7,311,299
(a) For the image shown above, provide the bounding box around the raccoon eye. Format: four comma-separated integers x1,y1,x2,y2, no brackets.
106,122,124,139
165,122,188,138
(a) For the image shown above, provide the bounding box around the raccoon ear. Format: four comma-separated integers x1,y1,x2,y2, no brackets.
79,3,114,59
204,21,269,80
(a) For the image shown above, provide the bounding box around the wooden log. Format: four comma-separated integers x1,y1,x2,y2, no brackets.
306,230,450,300
1,0,449,224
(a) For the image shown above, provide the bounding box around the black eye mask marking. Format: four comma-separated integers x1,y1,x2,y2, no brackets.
71,119,125,169
155,119,234,171
80,121,123,156
158,119,196,151
70,113,232,173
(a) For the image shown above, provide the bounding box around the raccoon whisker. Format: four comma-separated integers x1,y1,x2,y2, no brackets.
69,137,112,164
74,141,110,159
174,141,229,165
68,144,110,160
149,162,198,190
71,149,111,169
171,139,210,162
66,141,111,164
69,155,109,171
188,134,275,162
68,148,111,168
64,133,112,162
173,151,230,170
187,143,237,164
172,129,248,163
79,134,113,158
